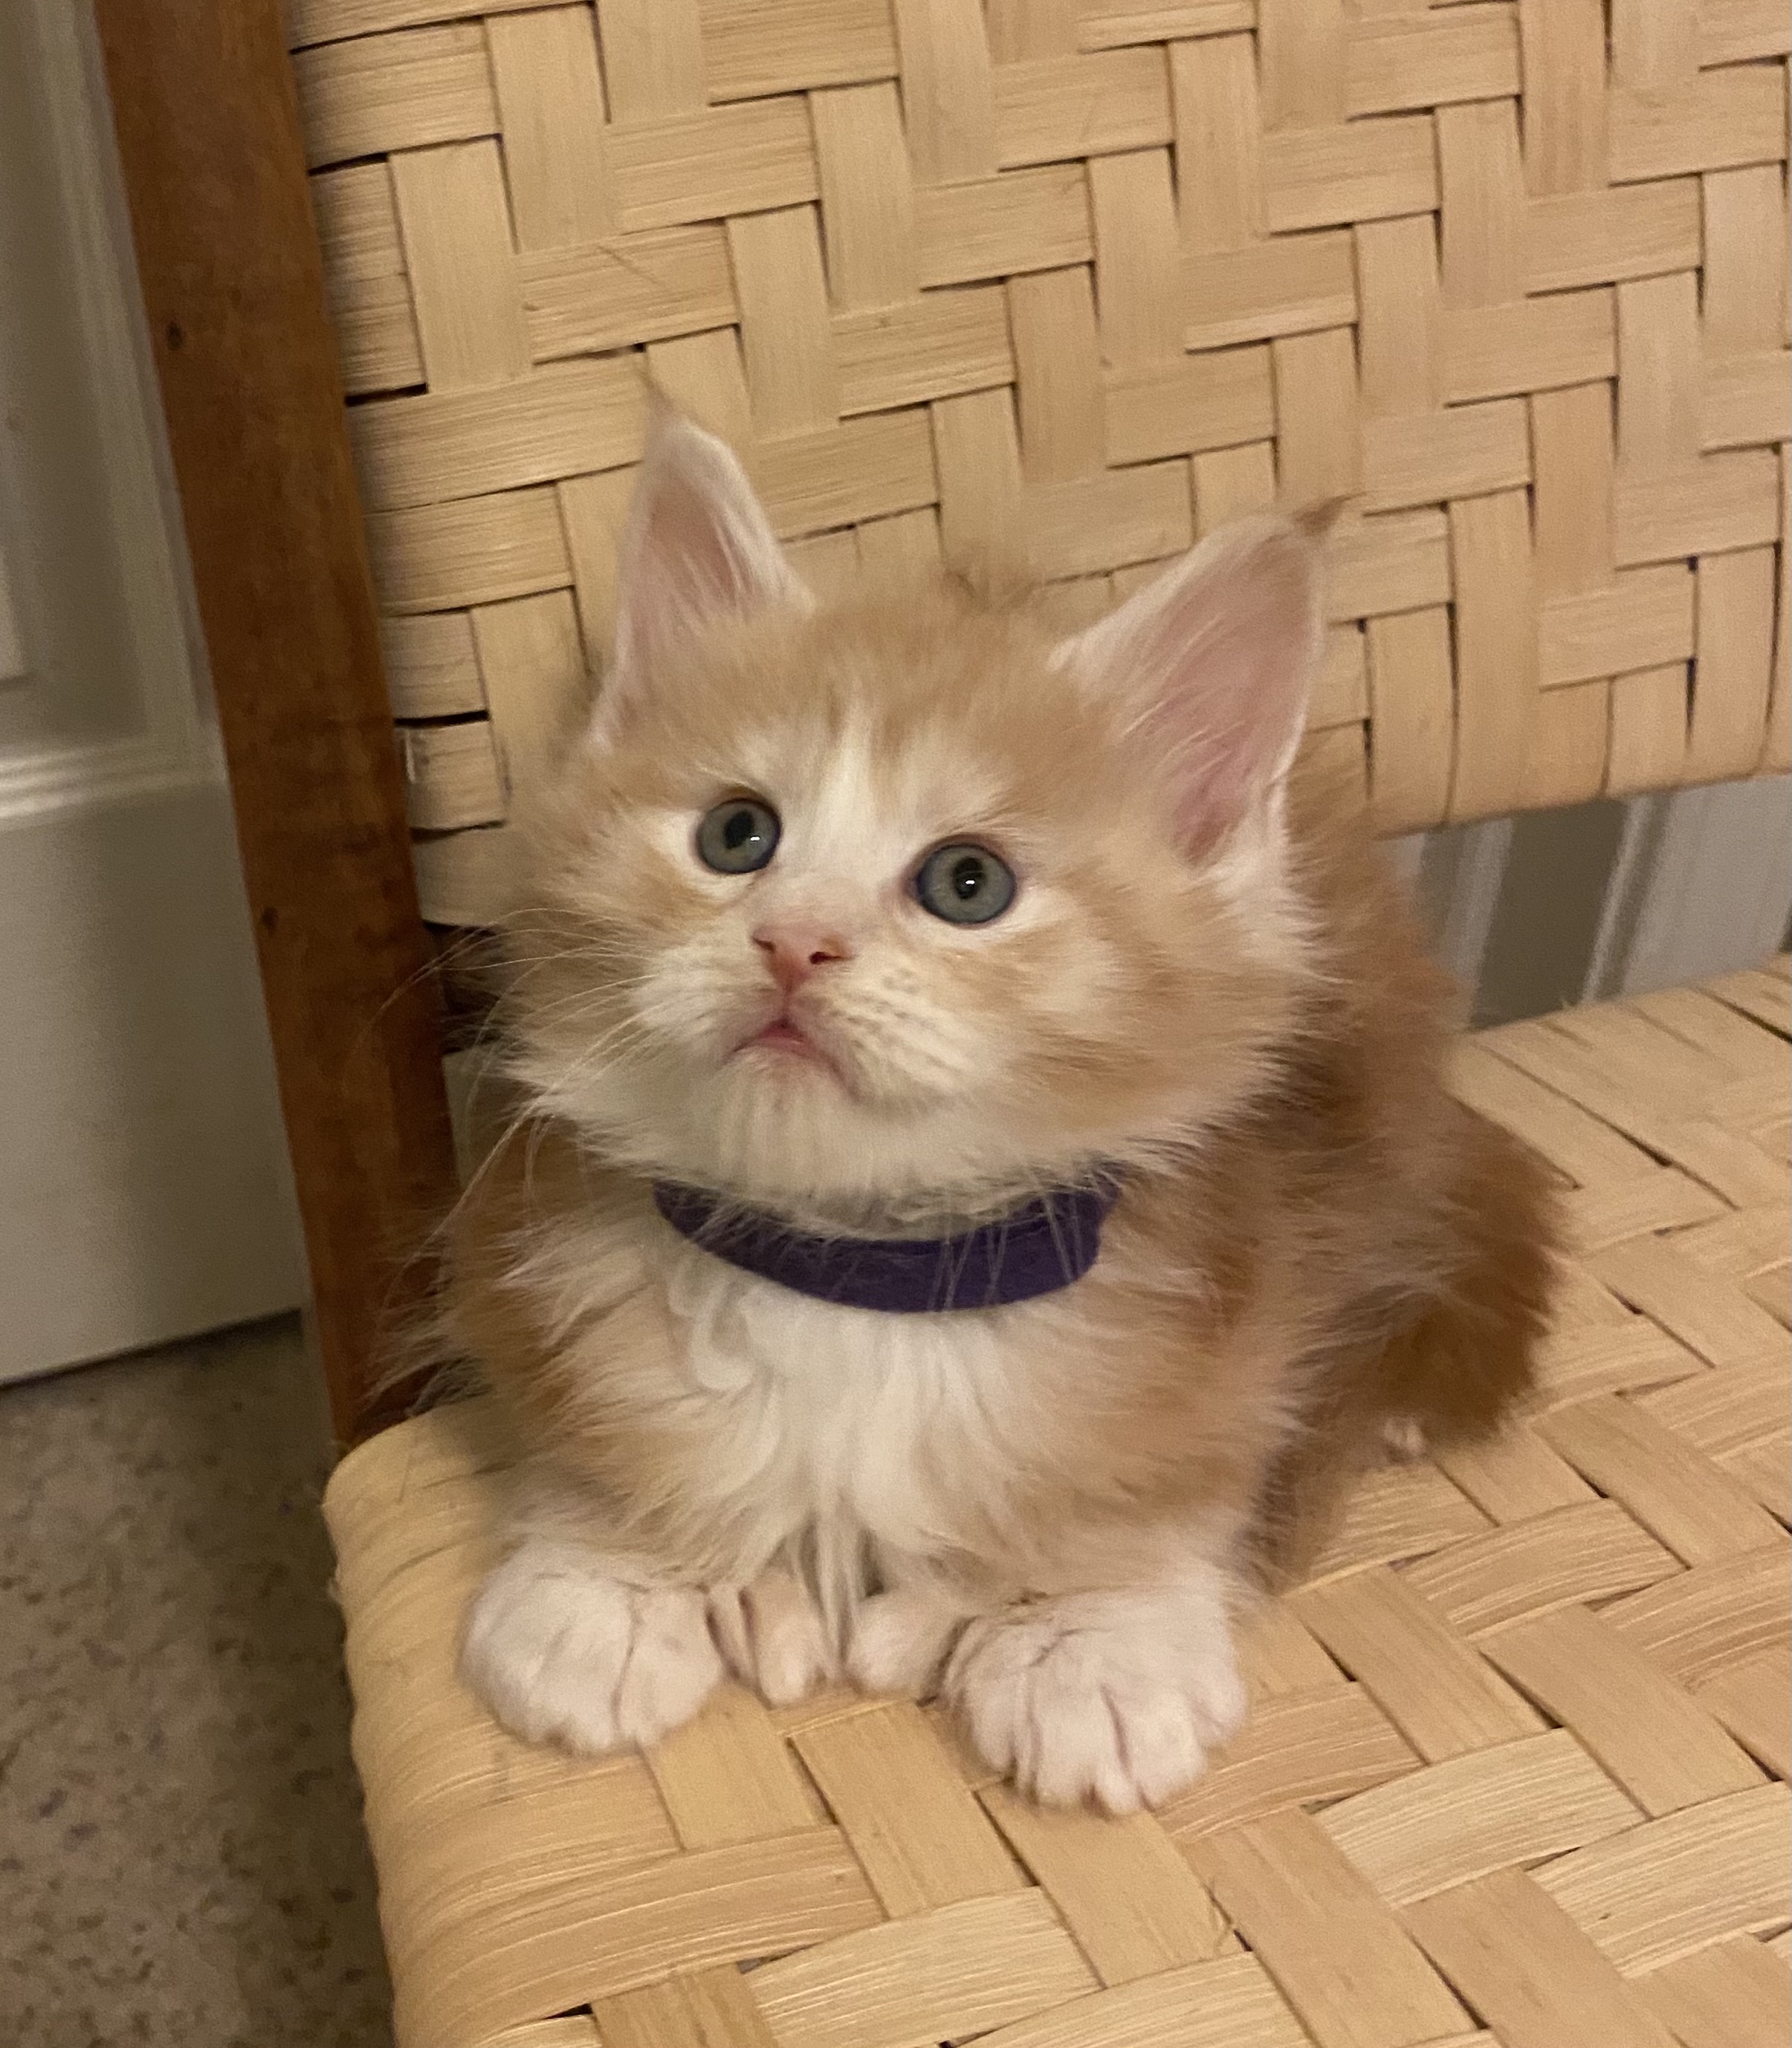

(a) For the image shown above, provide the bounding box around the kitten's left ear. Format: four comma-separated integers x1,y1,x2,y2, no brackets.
1053,515,1324,852
599,407,809,736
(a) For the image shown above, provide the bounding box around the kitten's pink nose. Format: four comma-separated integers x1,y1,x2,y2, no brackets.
753,923,853,993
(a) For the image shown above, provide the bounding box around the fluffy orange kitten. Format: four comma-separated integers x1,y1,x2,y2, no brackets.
448,412,1555,1812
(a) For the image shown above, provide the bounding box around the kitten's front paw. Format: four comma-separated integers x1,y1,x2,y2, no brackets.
944,1592,1246,1814
847,1584,968,1697
460,1545,722,1754
708,1568,837,1706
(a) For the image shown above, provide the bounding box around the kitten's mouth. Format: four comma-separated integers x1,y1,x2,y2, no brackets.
754,1018,817,1054
734,1011,848,1085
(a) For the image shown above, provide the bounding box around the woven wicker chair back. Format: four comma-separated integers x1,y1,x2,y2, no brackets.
288,0,1791,923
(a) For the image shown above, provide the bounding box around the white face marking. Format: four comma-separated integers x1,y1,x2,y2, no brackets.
745,713,1006,915
627,720,1054,1112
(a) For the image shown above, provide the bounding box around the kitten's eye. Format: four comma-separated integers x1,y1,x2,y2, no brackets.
915,843,1016,926
696,797,780,875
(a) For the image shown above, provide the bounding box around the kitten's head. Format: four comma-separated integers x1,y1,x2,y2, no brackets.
503,412,1324,1219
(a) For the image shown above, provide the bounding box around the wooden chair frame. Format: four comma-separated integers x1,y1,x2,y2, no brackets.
97,0,459,1443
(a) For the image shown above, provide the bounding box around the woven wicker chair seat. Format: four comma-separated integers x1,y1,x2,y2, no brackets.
324,965,1792,2048
287,0,1791,927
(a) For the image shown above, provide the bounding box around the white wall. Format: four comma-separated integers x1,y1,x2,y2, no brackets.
0,0,303,1382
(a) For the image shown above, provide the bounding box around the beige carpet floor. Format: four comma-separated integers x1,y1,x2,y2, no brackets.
0,1316,392,2048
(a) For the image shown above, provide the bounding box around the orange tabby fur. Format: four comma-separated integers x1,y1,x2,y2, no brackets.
453,751,1554,1579
444,416,1558,1811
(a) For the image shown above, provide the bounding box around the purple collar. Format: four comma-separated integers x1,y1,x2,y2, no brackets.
652,1178,1121,1312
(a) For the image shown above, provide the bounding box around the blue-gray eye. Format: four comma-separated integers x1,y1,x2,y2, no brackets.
696,797,780,874
915,843,1016,925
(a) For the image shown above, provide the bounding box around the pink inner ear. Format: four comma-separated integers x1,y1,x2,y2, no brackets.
603,414,807,730
1063,519,1322,851
635,469,757,629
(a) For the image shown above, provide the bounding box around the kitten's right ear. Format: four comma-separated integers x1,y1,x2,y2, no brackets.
598,408,809,738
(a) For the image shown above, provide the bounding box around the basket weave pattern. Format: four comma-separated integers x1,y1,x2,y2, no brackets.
324,964,1792,2048
288,0,1791,926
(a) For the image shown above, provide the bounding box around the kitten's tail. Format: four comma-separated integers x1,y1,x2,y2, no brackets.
1375,1101,1559,1450
1253,1103,1559,1582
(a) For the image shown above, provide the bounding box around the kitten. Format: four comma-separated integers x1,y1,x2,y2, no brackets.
447,411,1556,1813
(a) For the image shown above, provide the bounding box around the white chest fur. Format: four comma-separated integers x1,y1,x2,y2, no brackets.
658,1231,1035,1575
476,1210,1248,1814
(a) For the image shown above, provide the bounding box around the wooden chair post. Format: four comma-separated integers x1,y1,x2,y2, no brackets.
94,0,459,1442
